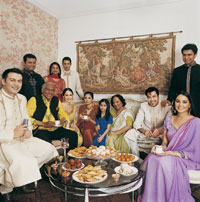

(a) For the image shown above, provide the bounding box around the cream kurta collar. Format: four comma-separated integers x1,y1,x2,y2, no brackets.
64,70,71,76
1,88,16,100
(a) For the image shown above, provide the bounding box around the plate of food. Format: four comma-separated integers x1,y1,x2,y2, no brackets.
62,159,84,171
72,165,107,184
114,164,138,176
112,153,139,163
85,145,116,159
68,147,87,158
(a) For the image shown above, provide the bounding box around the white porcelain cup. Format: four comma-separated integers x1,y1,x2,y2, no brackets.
55,120,60,126
155,145,163,154
83,115,88,120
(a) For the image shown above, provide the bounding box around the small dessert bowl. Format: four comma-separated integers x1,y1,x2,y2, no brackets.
112,173,120,182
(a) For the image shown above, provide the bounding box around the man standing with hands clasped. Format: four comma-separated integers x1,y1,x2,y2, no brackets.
0,68,58,202
162,43,200,117
62,57,84,102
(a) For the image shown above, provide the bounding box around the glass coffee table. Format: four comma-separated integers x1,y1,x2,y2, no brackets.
46,156,143,202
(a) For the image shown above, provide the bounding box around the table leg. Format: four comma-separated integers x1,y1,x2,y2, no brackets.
131,191,134,202
84,188,89,202
64,186,67,202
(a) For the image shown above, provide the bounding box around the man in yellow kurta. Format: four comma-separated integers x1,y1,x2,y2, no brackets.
27,82,78,150
0,68,58,202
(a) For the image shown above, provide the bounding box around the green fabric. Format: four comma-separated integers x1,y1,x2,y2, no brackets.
106,109,133,153
106,133,131,153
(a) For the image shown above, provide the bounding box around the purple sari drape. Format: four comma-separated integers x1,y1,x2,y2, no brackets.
140,117,200,202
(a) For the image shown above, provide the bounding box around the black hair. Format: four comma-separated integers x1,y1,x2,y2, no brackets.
84,91,94,99
111,94,126,107
62,88,74,97
181,44,198,55
145,87,159,96
172,91,196,116
2,68,23,80
23,54,37,63
96,99,111,121
62,57,71,64
49,62,61,78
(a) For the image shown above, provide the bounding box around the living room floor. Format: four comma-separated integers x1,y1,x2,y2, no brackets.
11,179,134,202
11,179,200,202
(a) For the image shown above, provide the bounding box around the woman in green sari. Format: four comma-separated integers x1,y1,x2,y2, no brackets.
106,94,133,152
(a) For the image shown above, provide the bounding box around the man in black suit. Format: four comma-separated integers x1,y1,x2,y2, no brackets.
162,43,200,117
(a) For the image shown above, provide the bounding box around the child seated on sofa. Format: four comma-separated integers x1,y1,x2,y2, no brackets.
93,99,113,146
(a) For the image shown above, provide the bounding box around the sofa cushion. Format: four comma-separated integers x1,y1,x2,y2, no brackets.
74,97,141,120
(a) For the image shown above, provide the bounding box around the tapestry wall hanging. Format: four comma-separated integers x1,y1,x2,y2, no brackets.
76,33,176,94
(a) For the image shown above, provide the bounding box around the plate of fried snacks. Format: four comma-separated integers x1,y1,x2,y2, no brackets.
62,158,84,171
85,145,116,159
114,164,138,176
68,147,87,158
72,165,107,184
112,153,138,163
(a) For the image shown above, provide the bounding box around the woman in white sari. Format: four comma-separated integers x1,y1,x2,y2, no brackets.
106,94,133,152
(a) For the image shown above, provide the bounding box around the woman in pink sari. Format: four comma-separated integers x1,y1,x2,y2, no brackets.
139,91,200,202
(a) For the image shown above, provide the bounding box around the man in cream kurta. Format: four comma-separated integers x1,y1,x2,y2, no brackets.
62,57,84,102
0,68,58,200
124,87,171,156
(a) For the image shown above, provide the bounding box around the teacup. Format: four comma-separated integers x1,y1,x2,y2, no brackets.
55,120,60,126
155,145,163,154
83,115,88,120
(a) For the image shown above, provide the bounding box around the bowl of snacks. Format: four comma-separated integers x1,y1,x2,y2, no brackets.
62,158,84,171
72,165,107,184
68,146,87,158
114,164,138,176
85,145,117,166
112,152,139,163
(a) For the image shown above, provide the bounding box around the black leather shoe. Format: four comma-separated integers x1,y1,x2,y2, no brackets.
0,193,13,202
21,184,36,193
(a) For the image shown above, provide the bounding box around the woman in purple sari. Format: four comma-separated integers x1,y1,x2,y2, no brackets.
139,91,200,202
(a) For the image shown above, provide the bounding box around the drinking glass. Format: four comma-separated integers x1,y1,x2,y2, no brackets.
23,118,29,125
61,138,69,159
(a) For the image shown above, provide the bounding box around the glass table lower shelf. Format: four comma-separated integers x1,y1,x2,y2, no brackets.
46,156,143,202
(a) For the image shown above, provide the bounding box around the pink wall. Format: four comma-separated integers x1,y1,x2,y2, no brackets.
0,0,58,76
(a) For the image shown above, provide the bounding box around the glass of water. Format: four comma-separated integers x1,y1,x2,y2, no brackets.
61,138,69,159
